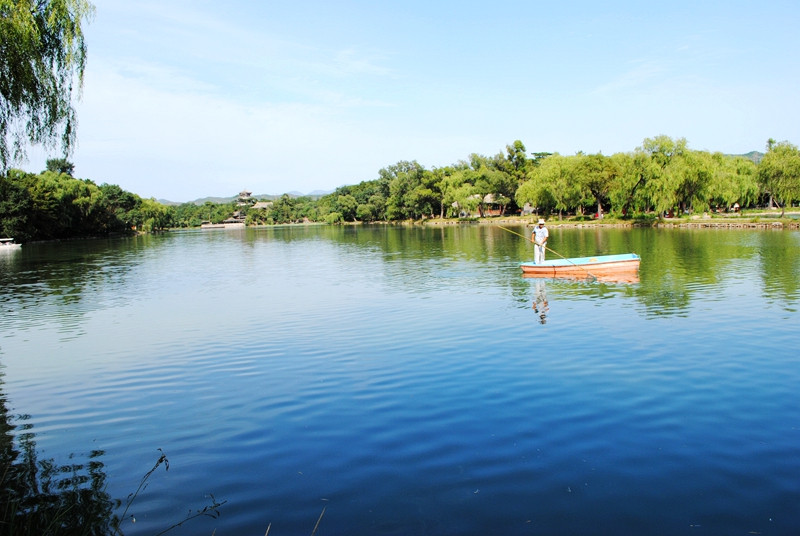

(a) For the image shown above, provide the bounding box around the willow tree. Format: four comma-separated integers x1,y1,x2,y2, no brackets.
608,151,654,216
672,149,714,213
758,139,800,217
0,0,94,169
516,153,580,219
574,152,618,217
441,167,477,218
640,136,689,216
707,153,758,211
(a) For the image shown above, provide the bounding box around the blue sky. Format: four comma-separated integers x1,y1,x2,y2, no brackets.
24,0,800,202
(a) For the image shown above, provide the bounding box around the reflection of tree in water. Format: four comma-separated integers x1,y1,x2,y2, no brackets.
1,378,226,535
326,225,799,318
1,379,119,535
758,231,800,310
0,238,148,340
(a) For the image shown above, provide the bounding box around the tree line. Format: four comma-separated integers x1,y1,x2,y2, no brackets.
248,135,796,224
314,136,798,223
0,159,170,242
2,136,799,242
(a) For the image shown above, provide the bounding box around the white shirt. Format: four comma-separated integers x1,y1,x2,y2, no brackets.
533,225,549,245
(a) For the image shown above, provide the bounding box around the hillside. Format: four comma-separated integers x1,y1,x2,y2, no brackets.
158,190,333,206
731,151,764,164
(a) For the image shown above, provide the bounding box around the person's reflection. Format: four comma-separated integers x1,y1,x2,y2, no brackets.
532,279,549,324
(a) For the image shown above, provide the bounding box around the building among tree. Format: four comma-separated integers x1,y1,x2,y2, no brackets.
237,190,254,205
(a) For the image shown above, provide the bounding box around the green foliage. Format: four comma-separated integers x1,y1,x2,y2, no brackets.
706,153,757,210
138,198,170,232
337,194,358,222
638,135,687,214
673,149,714,213
0,0,95,169
574,153,617,216
607,150,652,216
246,194,318,224
0,170,33,240
180,200,236,226
355,202,376,222
502,140,529,181
45,157,75,176
758,139,800,216
4,137,798,240
379,160,431,220
439,167,469,218
325,211,343,224
516,153,580,218
0,168,150,241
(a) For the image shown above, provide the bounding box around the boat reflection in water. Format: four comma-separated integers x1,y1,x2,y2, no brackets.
525,254,640,323
0,237,22,251
522,272,640,284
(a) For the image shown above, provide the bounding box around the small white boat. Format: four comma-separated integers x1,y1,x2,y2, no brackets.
201,221,245,229
0,238,22,251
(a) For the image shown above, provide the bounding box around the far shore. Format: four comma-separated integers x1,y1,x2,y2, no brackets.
420,211,800,230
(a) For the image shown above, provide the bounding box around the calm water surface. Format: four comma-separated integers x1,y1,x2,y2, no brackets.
1,225,799,535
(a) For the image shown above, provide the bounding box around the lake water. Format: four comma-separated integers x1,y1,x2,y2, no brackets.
1,225,799,535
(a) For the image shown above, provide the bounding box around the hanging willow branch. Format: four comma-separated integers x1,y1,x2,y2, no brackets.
0,0,95,169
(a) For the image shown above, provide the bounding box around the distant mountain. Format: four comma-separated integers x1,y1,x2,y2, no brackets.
159,190,334,205
254,190,333,200
184,196,238,205
261,190,334,198
727,151,764,164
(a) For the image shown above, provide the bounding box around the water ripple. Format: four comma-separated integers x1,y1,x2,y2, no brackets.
1,228,799,535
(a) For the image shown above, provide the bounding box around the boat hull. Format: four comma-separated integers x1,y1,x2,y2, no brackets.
520,253,640,282
201,222,245,229
0,238,21,252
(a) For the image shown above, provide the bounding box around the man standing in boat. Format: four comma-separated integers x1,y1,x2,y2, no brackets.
531,218,548,264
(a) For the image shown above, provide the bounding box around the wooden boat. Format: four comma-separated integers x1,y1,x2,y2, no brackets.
0,238,22,251
520,253,640,282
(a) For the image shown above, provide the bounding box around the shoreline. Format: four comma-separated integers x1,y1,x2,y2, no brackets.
16,214,800,245
420,212,800,230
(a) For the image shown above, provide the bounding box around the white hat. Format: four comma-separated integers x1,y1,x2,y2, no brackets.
537,219,545,225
